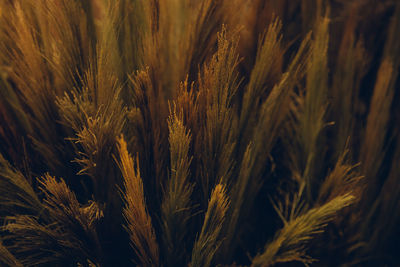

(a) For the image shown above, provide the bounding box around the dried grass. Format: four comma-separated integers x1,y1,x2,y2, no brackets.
0,0,399,266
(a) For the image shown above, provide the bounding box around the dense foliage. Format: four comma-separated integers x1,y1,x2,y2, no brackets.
0,0,399,266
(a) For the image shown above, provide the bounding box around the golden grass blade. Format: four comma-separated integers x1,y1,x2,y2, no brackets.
128,69,170,209
286,13,329,203
191,184,229,267
161,111,193,266
117,136,159,266
196,26,240,197
252,194,354,266
239,17,284,145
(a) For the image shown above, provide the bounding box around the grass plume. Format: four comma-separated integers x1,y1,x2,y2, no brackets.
252,194,354,266
191,184,229,267
116,136,159,266
161,111,194,266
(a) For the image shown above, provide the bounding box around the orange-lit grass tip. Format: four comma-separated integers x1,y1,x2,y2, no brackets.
116,135,159,267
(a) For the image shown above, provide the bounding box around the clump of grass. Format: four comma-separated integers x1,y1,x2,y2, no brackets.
0,0,399,266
